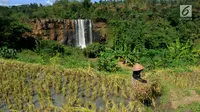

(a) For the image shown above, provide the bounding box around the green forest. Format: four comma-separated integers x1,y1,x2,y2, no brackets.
0,0,200,111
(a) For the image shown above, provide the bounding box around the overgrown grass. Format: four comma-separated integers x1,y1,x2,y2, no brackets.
16,50,44,64
146,67,200,106
177,102,200,112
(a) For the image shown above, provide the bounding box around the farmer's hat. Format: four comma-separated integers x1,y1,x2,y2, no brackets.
132,63,144,71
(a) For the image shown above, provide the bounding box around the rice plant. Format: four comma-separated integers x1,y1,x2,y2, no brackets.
0,59,163,111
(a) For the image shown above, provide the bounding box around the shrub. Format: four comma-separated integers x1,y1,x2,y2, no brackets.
138,49,169,70
16,50,44,64
97,48,120,72
35,40,66,57
83,43,106,58
114,48,140,66
60,55,89,68
0,47,17,59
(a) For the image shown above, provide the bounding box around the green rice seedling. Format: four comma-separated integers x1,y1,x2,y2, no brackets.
18,100,23,110
27,103,35,112
39,98,46,110
92,87,98,101
99,107,104,112
91,92,97,101
67,86,72,95
47,96,53,106
85,74,90,84
90,78,96,87
69,85,75,95
83,100,89,108
98,89,103,97
55,84,61,94
78,98,85,107
36,108,43,112
86,89,91,98
101,81,107,94
105,100,111,111
128,92,135,101
103,91,108,102
121,90,128,99
95,83,101,97
45,87,51,97
74,77,79,86
113,82,120,97
6,100,12,109
51,79,57,89
110,101,119,112
77,76,83,88
127,101,137,112
74,98,82,107
5,95,11,105
74,87,79,99
85,81,91,98
83,101,93,110
80,77,85,93
109,80,114,88
119,101,128,112
90,102,97,111
62,104,72,111
62,87,67,96
65,77,70,87
23,94,29,103
62,81,68,91
28,95,33,104
181,76,188,88
67,98,76,107
71,74,76,82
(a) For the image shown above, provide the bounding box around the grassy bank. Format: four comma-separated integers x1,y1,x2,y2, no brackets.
146,66,200,111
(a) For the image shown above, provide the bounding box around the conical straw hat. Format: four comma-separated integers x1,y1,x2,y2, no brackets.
132,63,144,71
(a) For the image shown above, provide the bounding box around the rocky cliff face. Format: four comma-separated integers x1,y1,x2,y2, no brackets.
25,19,106,47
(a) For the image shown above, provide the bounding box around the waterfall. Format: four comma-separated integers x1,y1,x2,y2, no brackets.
89,20,93,44
75,20,79,46
78,19,86,48
62,19,93,48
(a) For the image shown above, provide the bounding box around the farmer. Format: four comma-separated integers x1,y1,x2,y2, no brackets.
132,63,146,86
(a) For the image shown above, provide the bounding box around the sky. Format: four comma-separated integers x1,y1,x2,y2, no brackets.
0,0,99,6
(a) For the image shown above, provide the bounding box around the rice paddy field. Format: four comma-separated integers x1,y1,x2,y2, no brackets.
0,59,161,112
148,67,200,92
146,68,200,111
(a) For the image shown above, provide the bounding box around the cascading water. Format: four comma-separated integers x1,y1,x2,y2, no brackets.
78,19,86,48
73,19,93,48
89,20,93,44
75,20,79,47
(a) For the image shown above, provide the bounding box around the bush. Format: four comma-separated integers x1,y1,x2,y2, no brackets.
97,48,120,72
83,43,106,58
35,40,66,57
60,55,89,68
114,48,140,66
138,49,168,70
0,47,17,59
16,50,44,64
